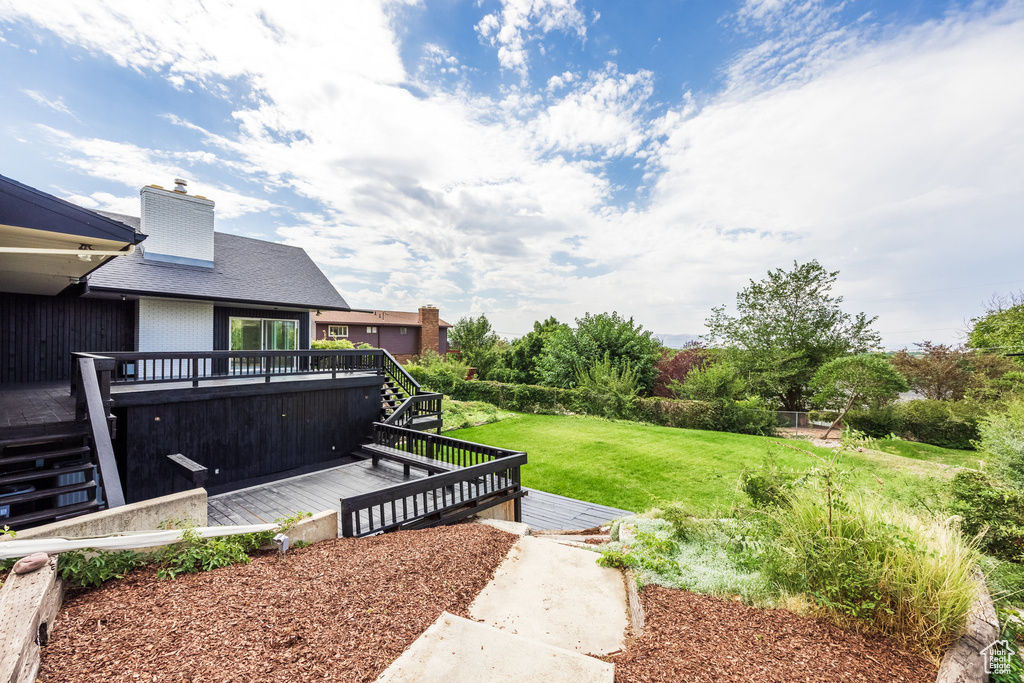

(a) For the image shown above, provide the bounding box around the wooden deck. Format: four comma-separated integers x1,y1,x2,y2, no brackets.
208,460,630,532
0,382,76,429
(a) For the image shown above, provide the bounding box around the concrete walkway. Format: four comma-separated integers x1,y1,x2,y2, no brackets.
376,521,627,682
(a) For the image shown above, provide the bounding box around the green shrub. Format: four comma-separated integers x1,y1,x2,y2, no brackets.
949,470,1024,562
976,400,1024,489
311,338,356,350
741,452,797,509
847,400,982,449
721,397,779,436
762,491,980,656
900,400,983,450
845,405,903,437
58,550,148,589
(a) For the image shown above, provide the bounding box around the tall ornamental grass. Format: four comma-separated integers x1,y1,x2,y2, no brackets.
764,492,980,659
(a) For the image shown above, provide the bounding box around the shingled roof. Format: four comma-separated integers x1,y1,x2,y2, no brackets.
88,213,349,311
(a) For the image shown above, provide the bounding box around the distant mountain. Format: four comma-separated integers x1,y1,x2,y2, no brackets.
654,333,701,349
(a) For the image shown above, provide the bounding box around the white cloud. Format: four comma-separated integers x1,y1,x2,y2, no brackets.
38,126,276,220
475,0,587,77
531,65,654,157
21,89,77,118
1,1,1022,347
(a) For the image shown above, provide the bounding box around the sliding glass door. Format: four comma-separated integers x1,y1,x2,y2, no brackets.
229,317,298,373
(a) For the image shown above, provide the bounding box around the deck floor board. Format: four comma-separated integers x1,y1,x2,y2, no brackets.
208,460,630,533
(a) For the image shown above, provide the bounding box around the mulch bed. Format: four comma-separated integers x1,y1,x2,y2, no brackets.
610,586,937,682
39,523,517,682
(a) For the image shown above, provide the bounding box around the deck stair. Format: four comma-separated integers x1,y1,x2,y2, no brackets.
379,379,408,419
0,425,104,529
378,354,442,433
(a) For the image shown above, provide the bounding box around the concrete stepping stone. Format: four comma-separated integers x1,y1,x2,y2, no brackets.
468,534,627,655
376,611,613,683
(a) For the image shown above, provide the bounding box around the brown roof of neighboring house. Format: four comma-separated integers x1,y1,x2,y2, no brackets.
315,309,451,328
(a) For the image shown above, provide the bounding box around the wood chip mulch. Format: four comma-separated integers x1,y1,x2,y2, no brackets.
610,586,938,682
39,523,516,683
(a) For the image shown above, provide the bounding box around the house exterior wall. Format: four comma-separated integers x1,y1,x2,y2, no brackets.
317,323,378,346
213,307,310,351
137,298,214,352
315,323,423,360
140,185,215,267
379,325,418,357
439,328,448,355
0,292,135,382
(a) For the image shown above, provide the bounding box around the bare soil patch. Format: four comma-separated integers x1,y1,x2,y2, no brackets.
39,524,516,683
611,586,937,682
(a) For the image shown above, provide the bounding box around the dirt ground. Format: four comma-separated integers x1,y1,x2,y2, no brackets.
39,524,517,682
611,586,937,682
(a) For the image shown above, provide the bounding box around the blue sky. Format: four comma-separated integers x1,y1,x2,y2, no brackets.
1,0,1022,348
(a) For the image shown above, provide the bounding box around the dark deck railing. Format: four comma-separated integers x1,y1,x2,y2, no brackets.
382,392,443,429
340,453,526,537
340,422,526,536
372,422,517,466
71,349,389,388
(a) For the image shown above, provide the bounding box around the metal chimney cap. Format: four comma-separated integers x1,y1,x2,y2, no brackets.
173,178,188,193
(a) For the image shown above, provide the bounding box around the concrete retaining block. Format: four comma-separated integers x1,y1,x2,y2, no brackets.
286,510,337,545
0,557,62,682
936,572,999,683
3,489,207,541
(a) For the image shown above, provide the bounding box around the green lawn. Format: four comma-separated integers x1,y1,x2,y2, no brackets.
450,414,963,514
874,438,985,469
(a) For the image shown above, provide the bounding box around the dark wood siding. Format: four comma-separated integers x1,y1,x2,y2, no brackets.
213,306,310,350
118,381,380,502
0,293,135,383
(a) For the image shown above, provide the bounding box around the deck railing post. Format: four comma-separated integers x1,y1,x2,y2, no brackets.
340,501,353,537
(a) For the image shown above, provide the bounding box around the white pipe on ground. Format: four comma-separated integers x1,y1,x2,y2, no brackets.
0,523,277,560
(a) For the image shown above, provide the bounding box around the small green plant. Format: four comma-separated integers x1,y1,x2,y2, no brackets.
156,527,251,579
991,607,1024,682
740,449,799,509
58,550,148,589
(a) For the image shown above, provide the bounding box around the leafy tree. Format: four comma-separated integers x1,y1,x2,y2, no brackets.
449,314,499,354
890,342,973,401
499,317,568,384
672,361,745,402
653,343,713,398
704,260,879,411
968,293,1024,362
539,311,661,393
448,314,503,378
810,355,908,438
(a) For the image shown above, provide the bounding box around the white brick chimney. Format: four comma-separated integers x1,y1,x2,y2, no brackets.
140,179,215,267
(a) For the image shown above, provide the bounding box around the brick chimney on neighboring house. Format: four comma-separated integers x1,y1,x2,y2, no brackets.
418,305,440,354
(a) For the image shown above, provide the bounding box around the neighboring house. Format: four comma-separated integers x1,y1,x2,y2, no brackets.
315,307,450,362
1,177,349,382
